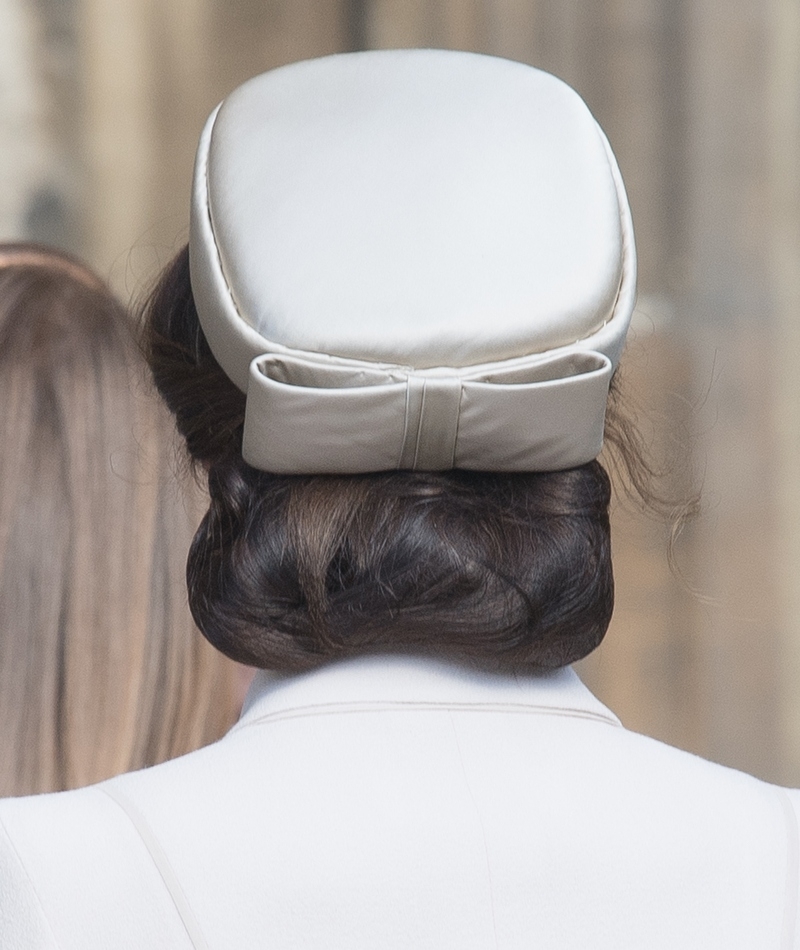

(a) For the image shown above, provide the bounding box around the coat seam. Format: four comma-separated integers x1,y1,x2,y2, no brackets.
99,786,210,950
232,700,622,733
448,710,500,950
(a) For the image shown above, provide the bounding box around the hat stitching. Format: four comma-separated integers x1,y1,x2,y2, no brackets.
199,112,634,378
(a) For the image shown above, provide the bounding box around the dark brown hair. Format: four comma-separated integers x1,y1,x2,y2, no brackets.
0,243,241,794
142,245,616,673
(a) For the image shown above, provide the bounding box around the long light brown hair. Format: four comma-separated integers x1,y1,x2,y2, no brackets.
0,244,241,796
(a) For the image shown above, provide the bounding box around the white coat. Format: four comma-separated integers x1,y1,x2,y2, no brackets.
1,654,798,949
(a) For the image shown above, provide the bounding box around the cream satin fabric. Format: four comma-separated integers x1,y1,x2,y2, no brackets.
242,349,612,472
189,50,637,474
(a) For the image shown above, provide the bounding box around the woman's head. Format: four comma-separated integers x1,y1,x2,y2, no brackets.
144,247,613,673
142,51,639,675
0,243,240,796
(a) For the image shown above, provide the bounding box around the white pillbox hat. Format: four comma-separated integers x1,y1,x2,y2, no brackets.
189,49,636,473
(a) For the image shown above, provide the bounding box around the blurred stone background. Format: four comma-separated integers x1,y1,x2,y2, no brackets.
2,0,799,783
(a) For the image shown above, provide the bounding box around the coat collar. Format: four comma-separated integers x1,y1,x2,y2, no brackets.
233,654,621,732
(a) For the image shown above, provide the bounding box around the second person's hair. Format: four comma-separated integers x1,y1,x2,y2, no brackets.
0,244,241,795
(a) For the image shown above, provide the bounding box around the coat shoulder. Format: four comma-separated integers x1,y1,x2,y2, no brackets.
0,785,195,950
0,811,59,950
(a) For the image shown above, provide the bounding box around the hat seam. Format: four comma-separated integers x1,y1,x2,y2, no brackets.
201,116,632,378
